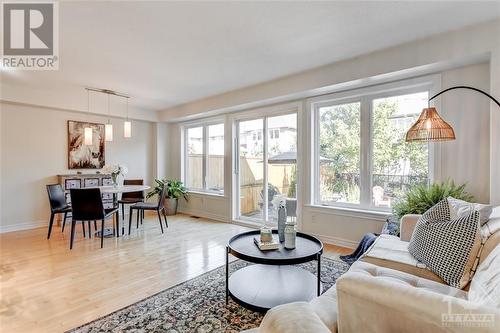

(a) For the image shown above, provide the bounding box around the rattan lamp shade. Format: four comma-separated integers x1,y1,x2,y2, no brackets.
406,107,456,142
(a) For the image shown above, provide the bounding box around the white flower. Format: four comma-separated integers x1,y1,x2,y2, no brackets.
102,164,128,175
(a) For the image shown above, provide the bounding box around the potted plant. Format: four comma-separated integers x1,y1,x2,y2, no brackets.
392,179,474,219
146,179,189,215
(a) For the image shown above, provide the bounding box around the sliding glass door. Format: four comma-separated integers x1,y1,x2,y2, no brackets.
237,112,297,225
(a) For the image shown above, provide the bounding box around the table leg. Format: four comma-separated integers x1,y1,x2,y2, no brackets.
226,246,229,305
317,253,321,296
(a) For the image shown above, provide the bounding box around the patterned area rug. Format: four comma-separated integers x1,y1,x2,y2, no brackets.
68,257,349,333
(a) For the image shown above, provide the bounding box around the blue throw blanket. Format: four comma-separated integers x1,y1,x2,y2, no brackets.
339,233,378,265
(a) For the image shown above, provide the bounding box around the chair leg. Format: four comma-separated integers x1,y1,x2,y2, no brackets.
101,219,105,248
62,212,68,232
141,210,144,224
136,210,140,228
88,221,92,239
116,212,120,238
121,203,125,221
94,220,97,231
117,210,120,237
157,210,164,234
47,212,55,239
81,221,86,238
162,208,168,228
70,219,76,250
129,208,133,235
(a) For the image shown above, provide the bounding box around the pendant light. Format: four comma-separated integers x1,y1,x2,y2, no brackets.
124,97,132,138
84,89,93,145
105,93,113,141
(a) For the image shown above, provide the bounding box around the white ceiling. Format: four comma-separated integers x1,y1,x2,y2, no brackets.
2,1,499,113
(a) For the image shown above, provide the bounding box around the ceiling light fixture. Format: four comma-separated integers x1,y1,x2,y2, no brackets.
85,87,131,140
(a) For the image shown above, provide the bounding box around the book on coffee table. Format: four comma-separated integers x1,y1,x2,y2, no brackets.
254,236,280,251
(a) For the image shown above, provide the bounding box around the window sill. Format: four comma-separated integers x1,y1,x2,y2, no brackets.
187,190,226,198
303,204,389,221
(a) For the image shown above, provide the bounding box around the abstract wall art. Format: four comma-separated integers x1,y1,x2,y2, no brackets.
67,120,105,169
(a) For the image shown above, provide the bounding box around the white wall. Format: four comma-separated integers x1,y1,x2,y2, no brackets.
168,62,492,248
0,102,156,232
439,63,491,203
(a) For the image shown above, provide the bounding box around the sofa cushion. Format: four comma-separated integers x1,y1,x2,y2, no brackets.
361,234,445,284
469,247,500,308
257,302,332,333
348,261,467,299
310,282,338,331
408,199,482,288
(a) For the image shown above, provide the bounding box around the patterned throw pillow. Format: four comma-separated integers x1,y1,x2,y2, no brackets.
408,199,482,288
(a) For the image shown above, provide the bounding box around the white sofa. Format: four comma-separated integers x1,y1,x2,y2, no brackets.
246,208,500,332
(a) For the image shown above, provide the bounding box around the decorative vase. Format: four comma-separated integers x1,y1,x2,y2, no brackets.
111,173,118,187
277,205,286,242
164,198,178,215
284,221,297,249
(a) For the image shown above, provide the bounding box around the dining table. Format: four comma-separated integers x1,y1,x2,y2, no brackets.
97,184,151,237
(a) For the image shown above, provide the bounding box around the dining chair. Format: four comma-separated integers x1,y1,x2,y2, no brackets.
118,179,145,224
129,185,168,234
69,188,119,249
46,184,72,239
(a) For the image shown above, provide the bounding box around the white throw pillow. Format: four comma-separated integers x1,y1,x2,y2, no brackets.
447,196,493,226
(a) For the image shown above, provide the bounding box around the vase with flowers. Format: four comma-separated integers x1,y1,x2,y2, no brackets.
102,164,128,187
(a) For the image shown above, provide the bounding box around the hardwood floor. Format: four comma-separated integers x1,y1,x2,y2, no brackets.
0,214,350,332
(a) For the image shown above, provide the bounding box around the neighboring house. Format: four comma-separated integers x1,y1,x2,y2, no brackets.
240,126,297,157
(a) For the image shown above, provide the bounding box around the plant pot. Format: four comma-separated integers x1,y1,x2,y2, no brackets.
164,198,178,215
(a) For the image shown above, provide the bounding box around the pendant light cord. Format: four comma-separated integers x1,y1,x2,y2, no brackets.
107,93,111,123
126,97,129,121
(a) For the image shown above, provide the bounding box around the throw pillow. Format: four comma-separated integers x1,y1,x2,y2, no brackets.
447,196,493,226
408,199,482,288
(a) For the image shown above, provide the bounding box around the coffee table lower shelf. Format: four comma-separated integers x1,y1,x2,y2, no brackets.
227,264,321,312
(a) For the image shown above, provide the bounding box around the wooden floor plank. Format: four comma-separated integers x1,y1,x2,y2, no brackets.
0,214,350,332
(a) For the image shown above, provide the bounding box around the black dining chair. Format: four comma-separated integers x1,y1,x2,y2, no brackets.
118,179,145,224
46,184,72,239
69,188,119,249
129,185,168,234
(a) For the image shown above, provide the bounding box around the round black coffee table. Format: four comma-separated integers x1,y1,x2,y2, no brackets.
226,230,323,312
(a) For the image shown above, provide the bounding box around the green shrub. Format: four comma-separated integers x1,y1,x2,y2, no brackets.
392,179,474,219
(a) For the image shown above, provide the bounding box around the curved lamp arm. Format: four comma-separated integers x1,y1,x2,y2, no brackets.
429,85,500,108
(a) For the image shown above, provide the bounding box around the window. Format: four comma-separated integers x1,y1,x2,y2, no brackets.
314,89,429,210
185,122,224,194
318,102,361,204
237,112,297,225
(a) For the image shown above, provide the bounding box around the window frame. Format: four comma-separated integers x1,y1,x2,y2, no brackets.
183,119,225,195
311,78,438,212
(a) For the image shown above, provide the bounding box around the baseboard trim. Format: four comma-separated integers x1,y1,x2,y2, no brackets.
309,233,357,249
177,209,229,223
0,220,47,234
